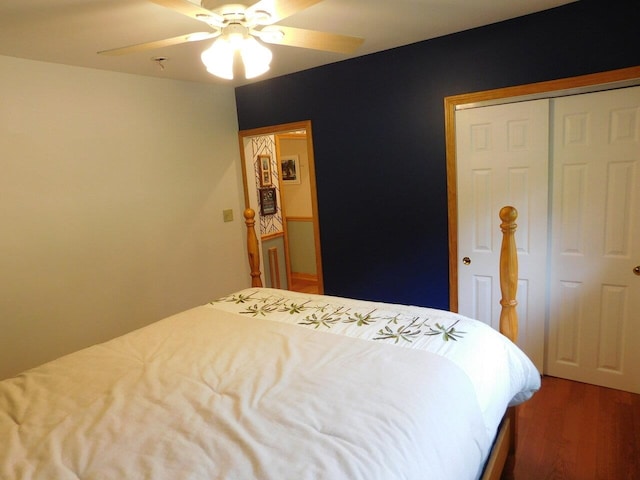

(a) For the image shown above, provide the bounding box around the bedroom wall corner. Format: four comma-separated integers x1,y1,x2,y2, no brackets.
0,55,247,379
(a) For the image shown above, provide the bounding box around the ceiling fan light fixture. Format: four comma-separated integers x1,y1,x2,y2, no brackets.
225,23,248,48
200,24,272,80
101,0,365,79
201,37,235,80
241,36,272,79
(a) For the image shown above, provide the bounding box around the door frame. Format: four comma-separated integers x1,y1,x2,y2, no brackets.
238,120,324,293
444,65,640,312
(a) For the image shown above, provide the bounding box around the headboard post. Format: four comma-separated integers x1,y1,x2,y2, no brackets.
244,208,263,287
499,206,518,343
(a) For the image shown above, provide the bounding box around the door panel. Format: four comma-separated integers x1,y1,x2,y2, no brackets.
456,99,549,370
547,86,640,393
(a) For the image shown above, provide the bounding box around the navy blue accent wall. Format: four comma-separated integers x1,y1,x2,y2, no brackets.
235,0,640,309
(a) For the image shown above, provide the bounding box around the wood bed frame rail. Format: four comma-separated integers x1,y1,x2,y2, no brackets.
244,205,520,479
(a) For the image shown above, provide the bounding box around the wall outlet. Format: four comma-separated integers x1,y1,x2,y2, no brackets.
222,209,234,222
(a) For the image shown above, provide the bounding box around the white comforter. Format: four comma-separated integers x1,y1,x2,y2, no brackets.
0,288,540,480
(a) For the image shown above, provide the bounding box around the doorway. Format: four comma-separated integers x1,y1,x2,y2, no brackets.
445,66,640,393
239,120,324,294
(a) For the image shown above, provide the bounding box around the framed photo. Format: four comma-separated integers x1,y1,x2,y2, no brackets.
259,187,277,216
280,155,300,184
258,154,272,187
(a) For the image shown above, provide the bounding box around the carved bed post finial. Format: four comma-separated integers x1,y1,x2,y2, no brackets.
244,208,263,287
499,206,518,343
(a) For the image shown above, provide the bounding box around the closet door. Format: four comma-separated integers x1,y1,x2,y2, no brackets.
456,99,549,370
547,86,640,394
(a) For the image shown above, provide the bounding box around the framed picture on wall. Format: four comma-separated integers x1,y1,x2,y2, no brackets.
258,154,272,187
281,155,300,184
259,187,277,216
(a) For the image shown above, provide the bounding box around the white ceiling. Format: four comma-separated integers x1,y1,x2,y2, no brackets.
0,0,575,87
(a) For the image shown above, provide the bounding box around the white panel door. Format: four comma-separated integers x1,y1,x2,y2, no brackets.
456,99,549,370
547,86,640,393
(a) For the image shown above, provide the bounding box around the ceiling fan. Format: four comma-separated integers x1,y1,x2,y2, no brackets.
98,0,364,80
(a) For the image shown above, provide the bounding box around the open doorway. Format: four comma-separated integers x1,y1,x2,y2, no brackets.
239,120,324,294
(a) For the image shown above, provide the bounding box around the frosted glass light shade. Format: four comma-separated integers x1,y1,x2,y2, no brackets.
201,35,272,80
240,37,272,79
201,37,235,79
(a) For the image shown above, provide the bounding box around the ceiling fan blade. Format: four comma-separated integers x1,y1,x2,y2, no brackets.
260,25,364,54
246,0,323,24
150,0,224,25
98,32,219,56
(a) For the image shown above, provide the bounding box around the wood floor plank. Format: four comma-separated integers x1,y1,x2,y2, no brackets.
574,381,598,479
503,376,640,480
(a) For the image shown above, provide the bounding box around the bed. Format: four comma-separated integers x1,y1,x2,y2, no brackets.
0,206,539,480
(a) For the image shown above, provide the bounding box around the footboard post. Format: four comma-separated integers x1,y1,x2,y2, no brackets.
499,206,519,460
244,208,263,287
499,206,518,343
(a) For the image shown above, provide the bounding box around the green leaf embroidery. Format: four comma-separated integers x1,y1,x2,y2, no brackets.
374,318,423,343
209,292,257,305
425,320,466,341
344,309,378,326
212,291,466,345
299,310,342,329
240,302,278,317
384,314,402,325
280,301,311,315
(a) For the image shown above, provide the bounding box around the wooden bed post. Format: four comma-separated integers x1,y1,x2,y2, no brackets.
499,206,519,460
244,208,263,287
499,206,518,344
483,206,521,480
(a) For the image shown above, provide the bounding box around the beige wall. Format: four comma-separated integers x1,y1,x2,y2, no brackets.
279,137,311,217
279,136,316,275
0,56,248,379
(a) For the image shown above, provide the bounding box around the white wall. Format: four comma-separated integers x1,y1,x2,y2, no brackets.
0,56,249,379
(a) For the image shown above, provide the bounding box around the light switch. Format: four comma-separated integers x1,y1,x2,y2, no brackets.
222,209,234,222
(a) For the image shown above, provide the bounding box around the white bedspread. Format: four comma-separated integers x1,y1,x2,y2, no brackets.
0,288,540,480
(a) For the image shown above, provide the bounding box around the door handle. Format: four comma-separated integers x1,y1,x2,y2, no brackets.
634,265,640,276
463,257,471,266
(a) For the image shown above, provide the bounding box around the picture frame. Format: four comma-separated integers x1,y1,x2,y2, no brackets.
258,154,272,187
280,155,300,184
259,187,277,216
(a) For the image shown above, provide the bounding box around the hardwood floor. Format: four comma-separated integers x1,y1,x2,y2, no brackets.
503,376,640,480
289,274,319,294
